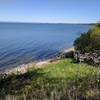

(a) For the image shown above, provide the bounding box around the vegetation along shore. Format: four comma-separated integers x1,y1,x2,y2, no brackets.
0,23,100,100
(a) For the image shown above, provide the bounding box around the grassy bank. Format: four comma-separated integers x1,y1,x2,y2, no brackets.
0,59,100,100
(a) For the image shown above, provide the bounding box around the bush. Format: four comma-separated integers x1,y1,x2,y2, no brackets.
74,23,100,53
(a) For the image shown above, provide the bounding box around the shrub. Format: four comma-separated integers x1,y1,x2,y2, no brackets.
74,23,100,53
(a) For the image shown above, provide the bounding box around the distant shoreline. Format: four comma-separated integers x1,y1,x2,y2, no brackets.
0,21,93,25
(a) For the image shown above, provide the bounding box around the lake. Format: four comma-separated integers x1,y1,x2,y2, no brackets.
0,23,90,70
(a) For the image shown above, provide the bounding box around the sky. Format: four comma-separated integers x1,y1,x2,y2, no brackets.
0,0,100,23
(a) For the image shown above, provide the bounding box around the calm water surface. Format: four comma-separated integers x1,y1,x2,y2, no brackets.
0,23,90,70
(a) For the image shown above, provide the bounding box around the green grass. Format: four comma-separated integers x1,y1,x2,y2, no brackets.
0,59,100,100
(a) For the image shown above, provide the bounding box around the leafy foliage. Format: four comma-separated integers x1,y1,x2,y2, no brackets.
74,23,100,53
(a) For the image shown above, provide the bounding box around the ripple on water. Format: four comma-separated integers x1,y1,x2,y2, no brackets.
0,23,90,69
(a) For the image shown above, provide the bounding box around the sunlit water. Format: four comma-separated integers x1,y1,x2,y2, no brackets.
0,23,90,70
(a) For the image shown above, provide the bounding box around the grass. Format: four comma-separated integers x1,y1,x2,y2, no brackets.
0,59,100,100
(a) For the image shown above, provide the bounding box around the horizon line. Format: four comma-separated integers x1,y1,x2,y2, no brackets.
0,21,96,24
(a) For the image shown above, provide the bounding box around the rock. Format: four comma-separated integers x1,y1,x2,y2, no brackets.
74,50,100,65
59,47,75,58
73,51,80,63
60,51,74,58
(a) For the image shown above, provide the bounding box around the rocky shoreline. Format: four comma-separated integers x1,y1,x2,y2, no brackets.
0,47,75,75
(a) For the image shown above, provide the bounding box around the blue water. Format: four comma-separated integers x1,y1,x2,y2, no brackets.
0,23,90,70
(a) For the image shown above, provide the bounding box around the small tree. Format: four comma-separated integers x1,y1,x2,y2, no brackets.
74,23,100,53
